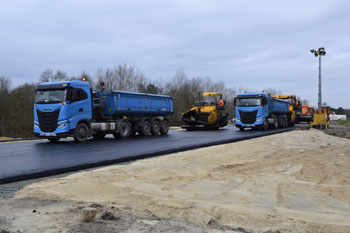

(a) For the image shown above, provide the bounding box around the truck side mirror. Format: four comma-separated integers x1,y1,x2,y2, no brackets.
233,97,237,107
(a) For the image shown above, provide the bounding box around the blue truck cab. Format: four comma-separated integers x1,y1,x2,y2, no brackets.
34,81,173,142
234,92,290,131
34,81,92,141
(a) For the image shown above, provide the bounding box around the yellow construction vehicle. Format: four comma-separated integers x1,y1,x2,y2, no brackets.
181,92,228,130
312,108,329,128
273,94,299,126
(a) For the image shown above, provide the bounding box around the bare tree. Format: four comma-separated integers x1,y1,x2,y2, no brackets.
54,70,68,81
7,83,36,138
262,87,282,96
302,99,309,105
0,77,12,136
39,69,54,82
40,69,69,82
96,64,148,92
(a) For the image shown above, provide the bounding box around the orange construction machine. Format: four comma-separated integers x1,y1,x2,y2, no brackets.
297,104,314,123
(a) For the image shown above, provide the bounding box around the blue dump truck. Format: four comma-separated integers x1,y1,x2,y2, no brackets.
234,92,291,131
34,81,173,142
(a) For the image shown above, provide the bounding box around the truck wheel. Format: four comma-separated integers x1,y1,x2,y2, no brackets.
140,121,151,136
263,120,269,130
160,120,169,135
48,138,60,143
92,132,106,139
151,121,161,136
74,123,89,142
274,117,278,129
119,121,130,138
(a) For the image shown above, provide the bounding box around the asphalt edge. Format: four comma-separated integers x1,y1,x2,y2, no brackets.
0,127,294,184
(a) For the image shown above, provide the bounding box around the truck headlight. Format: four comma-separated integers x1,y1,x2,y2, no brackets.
256,117,263,122
57,122,68,128
34,122,39,128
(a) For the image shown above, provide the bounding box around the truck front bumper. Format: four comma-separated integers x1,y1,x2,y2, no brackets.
34,120,71,138
235,118,264,129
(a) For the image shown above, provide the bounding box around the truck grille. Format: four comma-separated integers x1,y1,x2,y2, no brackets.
239,110,257,124
37,109,60,132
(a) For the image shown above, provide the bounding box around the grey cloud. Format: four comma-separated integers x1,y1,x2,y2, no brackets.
0,0,349,107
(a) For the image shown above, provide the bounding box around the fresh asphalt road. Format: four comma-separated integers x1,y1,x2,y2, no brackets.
0,126,293,184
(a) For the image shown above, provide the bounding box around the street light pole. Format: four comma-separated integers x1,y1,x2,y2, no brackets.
318,54,322,111
310,47,326,111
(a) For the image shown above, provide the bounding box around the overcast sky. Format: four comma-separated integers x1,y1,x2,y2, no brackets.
1,0,349,108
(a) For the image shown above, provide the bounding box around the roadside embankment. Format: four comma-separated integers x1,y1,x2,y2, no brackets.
1,129,349,233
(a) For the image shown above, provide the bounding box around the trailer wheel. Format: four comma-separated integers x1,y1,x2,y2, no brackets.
151,121,161,136
140,121,151,136
273,117,278,129
284,117,288,128
160,120,169,135
119,121,130,138
74,123,89,142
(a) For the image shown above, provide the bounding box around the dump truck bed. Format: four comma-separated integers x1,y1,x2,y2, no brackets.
93,90,173,116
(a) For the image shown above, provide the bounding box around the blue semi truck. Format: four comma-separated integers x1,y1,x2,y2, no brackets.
234,92,292,131
34,81,173,142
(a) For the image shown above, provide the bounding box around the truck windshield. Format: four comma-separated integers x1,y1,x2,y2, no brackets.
236,97,262,107
35,89,67,104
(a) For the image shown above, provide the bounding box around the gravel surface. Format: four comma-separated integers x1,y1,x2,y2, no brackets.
0,175,65,199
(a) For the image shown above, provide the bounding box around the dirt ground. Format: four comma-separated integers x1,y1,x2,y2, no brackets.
1,129,350,233
323,121,350,139
0,137,14,140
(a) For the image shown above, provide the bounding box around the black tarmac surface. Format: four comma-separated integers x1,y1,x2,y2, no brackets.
0,126,293,184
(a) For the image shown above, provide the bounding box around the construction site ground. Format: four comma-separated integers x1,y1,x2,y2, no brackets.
1,127,350,233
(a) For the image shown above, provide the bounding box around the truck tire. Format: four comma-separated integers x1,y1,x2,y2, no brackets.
140,120,151,136
263,120,269,130
283,116,288,128
273,117,278,129
92,132,106,139
119,121,130,138
280,117,284,128
74,123,89,142
239,127,244,131
160,120,169,135
151,121,161,136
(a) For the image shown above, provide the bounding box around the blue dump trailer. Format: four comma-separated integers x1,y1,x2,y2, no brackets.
34,81,173,142
234,92,291,131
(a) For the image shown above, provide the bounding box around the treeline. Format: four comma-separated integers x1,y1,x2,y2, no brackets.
1,64,282,138
0,77,36,138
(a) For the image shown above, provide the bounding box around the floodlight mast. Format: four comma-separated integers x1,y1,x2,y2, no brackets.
310,47,326,111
